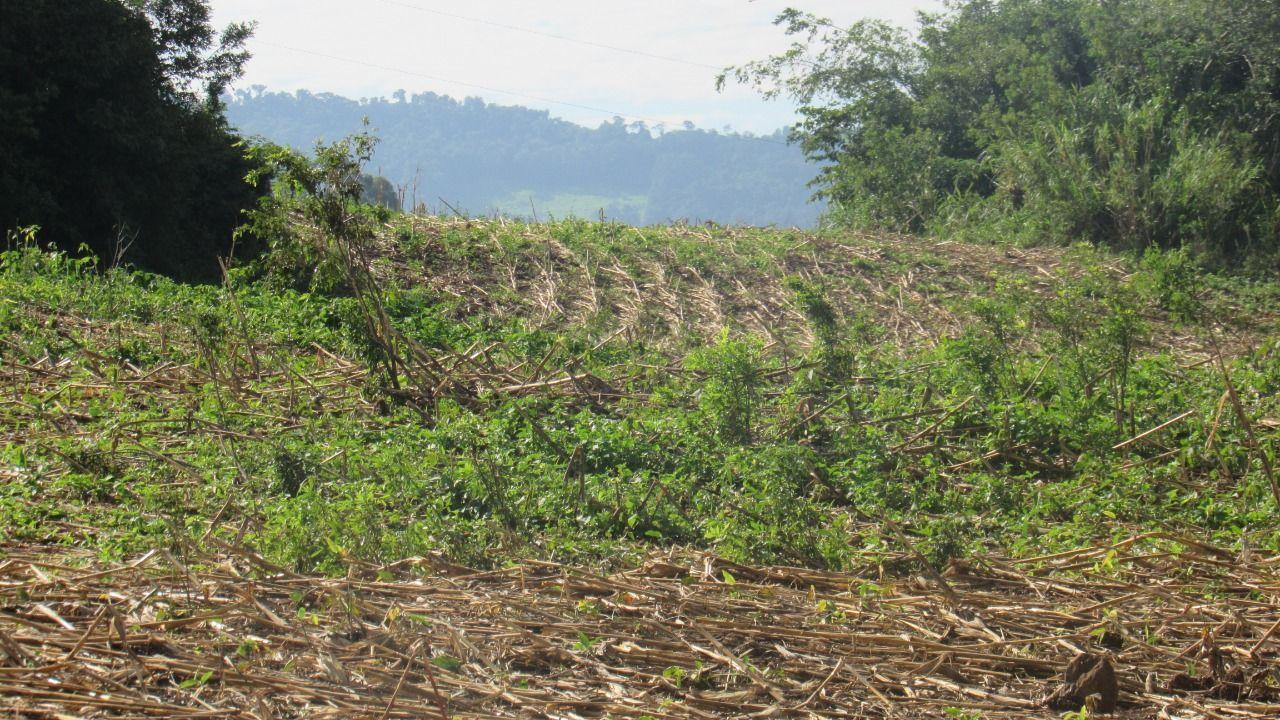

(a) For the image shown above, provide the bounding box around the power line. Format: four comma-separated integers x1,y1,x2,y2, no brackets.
254,40,794,147
370,0,724,71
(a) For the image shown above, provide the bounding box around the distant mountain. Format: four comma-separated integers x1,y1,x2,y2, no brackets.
225,89,824,227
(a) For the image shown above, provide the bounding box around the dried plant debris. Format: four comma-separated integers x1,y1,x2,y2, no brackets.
373,217,1277,358
2,535,1279,719
1045,652,1118,713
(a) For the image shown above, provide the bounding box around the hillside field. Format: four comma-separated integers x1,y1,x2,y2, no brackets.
2,217,1280,718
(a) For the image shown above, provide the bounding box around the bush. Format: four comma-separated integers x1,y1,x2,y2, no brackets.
687,332,764,446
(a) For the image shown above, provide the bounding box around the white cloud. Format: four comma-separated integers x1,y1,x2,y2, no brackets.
210,0,943,133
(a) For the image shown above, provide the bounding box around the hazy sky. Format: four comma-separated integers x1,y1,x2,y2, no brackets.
209,1,943,134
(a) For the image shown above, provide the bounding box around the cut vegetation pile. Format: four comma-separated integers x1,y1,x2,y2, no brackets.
3,535,1280,719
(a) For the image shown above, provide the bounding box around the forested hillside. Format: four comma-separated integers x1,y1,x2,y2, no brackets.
225,89,824,227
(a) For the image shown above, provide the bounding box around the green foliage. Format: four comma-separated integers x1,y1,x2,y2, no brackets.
976,92,1268,258
241,132,384,293
240,132,428,404
944,709,986,720
726,0,1280,268
688,332,765,445
2,217,1278,575
0,0,266,281
1136,247,1204,322
787,278,838,347
126,0,254,105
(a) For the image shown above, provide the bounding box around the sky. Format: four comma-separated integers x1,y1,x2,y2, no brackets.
209,1,944,135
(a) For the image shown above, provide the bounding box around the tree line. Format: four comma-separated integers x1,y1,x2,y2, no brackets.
724,0,1280,271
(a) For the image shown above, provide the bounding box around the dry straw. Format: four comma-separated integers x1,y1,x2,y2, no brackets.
2,532,1278,718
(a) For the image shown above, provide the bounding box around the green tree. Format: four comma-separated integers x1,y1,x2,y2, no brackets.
723,1,1280,267
127,0,254,106
0,0,265,280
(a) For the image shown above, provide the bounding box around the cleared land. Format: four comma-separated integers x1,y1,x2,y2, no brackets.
2,218,1279,717
2,536,1279,718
